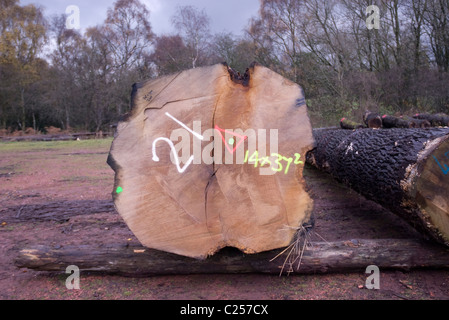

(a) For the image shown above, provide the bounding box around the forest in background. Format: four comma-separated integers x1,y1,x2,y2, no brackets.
0,0,448,133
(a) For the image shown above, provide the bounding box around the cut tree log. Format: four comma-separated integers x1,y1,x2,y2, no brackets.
363,111,382,128
14,239,449,276
107,63,315,259
340,117,365,130
414,113,449,127
403,116,431,129
381,115,411,128
307,128,449,246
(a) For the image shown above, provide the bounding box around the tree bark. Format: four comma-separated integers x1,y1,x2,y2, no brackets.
414,113,449,127
381,115,411,128
107,63,315,259
14,239,449,276
307,127,449,246
403,116,431,128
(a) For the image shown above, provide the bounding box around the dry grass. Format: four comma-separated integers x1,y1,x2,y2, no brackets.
271,223,316,276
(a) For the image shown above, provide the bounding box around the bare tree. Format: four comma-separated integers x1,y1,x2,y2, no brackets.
171,5,211,69
102,0,154,116
149,35,191,75
211,32,256,73
424,0,449,72
407,0,428,71
104,0,154,70
247,0,307,82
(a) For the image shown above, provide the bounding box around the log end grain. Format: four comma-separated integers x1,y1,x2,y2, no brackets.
406,136,449,245
108,63,315,259
363,111,382,129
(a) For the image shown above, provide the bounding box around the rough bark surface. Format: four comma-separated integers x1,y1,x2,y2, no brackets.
307,128,449,245
382,115,411,128
414,113,449,127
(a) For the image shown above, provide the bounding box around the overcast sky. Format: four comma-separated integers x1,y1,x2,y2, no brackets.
20,0,260,36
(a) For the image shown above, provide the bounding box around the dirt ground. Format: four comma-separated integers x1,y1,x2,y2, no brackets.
0,138,448,301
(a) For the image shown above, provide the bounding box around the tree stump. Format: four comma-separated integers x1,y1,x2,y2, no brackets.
108,63,315,259
307,127,449,246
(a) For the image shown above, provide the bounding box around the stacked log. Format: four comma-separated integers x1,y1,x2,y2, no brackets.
403,116,431,129
342,112,447,130
381,115,411,128
414,113,449,127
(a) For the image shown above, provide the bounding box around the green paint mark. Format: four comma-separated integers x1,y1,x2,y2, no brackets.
116,186,123,194
228,138,235,145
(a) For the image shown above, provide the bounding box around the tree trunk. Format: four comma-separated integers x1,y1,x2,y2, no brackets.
107,63,315,259
307,127,449,246
14,239,449,276
20,87,26,131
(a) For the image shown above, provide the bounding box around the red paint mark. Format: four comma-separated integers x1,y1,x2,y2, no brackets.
214,125,247,155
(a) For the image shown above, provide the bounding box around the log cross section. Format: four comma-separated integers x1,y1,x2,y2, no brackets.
108,63,315,259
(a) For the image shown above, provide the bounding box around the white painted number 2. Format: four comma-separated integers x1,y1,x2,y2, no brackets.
152,137,195,173
151,112,204,173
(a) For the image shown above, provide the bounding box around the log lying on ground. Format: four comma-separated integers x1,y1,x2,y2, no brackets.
14,239,449,276
0,200,115,223
107,63,315,259
382,115,411,128
307,128,449,246
403,116,431,129
414,113,449,127
340,118,365,130
363,111,382,128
